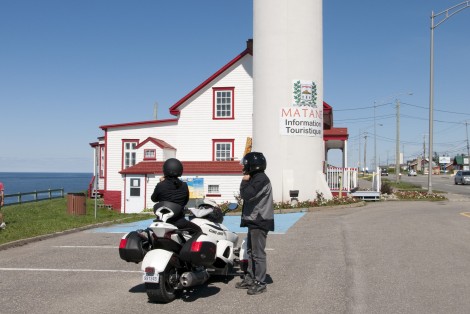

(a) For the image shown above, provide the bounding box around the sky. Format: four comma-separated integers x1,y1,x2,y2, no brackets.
0,0,469,172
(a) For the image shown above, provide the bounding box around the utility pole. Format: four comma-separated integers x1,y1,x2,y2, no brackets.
466,121,470,170
358,129,362,172
423,134,426,173
364,132,368,173
374,102,377,172
387,150,389,169
396,99,400,183
423,134,426,160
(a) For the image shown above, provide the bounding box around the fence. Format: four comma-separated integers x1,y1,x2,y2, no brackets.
326,167,359,193
3,189,65,206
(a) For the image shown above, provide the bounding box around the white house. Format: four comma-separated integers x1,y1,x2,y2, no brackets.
90,39,350,213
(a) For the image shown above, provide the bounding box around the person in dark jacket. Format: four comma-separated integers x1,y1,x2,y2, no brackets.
151,158,200,233
236,152,274,295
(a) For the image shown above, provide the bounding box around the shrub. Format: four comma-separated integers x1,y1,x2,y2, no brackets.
394,190,446,201
381,181,393,194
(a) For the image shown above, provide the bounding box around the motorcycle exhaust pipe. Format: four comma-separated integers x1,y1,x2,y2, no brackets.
180,270,209,287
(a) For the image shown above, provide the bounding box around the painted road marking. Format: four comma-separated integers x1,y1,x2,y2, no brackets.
0,267,141,273
52,246,116,249
460,212,470,218
52,245,274,251
90,212,305,235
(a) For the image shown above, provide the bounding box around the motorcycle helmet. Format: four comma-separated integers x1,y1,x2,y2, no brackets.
163,158,183,177
241,152,267,174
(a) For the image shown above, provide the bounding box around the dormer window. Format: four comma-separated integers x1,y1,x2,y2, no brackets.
144,149,156,161
213,87,234,119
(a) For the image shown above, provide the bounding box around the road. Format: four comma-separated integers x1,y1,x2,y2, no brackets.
389,173,470,199
2,197,470,314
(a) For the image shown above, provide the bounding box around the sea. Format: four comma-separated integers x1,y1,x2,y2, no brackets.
0,172,93,205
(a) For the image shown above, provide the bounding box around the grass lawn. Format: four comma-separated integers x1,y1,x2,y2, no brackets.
0,197,151,246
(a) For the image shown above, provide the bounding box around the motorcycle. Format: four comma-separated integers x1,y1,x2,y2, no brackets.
118,199,247,303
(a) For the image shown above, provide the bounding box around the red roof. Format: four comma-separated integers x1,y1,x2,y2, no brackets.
120,161,243,175
135,137,175,150
324,128,348,141
100,118,178,131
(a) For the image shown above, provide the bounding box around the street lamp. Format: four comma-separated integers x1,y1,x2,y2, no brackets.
428,1,470,193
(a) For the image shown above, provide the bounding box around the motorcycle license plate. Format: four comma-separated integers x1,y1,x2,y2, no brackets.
143,274,159,283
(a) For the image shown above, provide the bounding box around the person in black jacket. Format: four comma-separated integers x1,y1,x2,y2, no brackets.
151,158,200,233
236,152,274,295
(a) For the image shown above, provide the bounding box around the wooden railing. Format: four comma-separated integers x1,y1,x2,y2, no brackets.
3,189,65,206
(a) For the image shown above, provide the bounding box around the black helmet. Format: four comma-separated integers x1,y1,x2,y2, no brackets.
242,152,267,174
163,158,183,177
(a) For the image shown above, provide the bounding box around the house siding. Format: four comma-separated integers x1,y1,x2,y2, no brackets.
175,56,253,161
142,174,242,208
105,124,178,209
99,55,253,212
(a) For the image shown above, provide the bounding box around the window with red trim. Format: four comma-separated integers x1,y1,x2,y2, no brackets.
213,87,234,119
213,139,234,161
144,149,156,161
99,145,105,178
122,140,138,169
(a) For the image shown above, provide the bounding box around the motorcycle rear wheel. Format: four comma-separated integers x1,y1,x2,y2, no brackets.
145,266,179,303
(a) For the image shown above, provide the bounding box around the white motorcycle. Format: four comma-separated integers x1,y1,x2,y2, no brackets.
119,199,247,303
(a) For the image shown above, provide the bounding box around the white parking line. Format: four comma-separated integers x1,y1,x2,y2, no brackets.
0,267,141,273
52,246,116,249
53,246,275,250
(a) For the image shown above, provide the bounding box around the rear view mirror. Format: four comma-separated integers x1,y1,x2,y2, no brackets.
227,203,238,211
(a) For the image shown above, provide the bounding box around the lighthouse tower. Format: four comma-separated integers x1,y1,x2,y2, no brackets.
252,0,332,202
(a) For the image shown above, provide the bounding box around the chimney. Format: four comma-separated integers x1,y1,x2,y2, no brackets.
246,38,253,53
153,102,158,120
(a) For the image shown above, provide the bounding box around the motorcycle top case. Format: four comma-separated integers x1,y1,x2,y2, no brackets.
179,233,217,267
119,231,149,263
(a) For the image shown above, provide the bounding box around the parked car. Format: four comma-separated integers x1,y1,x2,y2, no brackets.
408,170,417,176
454,170,470,185
381,168,389,176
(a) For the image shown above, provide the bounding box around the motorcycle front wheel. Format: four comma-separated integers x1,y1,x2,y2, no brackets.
145,266,179,303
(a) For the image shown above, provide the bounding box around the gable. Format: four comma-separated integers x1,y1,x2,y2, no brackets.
169,44,253,116
135,137,175,150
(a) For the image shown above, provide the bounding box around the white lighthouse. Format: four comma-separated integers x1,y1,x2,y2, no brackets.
252,0,332,202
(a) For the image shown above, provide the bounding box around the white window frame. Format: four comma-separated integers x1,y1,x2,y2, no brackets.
144,149,156,161
99,145,105,178
213,87,234,119
213,139,234,161
123,140,138,169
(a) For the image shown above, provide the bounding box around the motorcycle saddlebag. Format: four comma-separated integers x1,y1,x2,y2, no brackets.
179,233,216,267
119,231,149,263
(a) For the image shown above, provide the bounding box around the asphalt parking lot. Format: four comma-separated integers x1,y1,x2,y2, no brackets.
2,200,470,314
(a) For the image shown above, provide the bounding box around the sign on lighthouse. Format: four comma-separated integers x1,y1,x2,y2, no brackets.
280,80,323,136
252,0,332,202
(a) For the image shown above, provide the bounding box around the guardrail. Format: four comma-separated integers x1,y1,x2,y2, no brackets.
3,189,65,206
